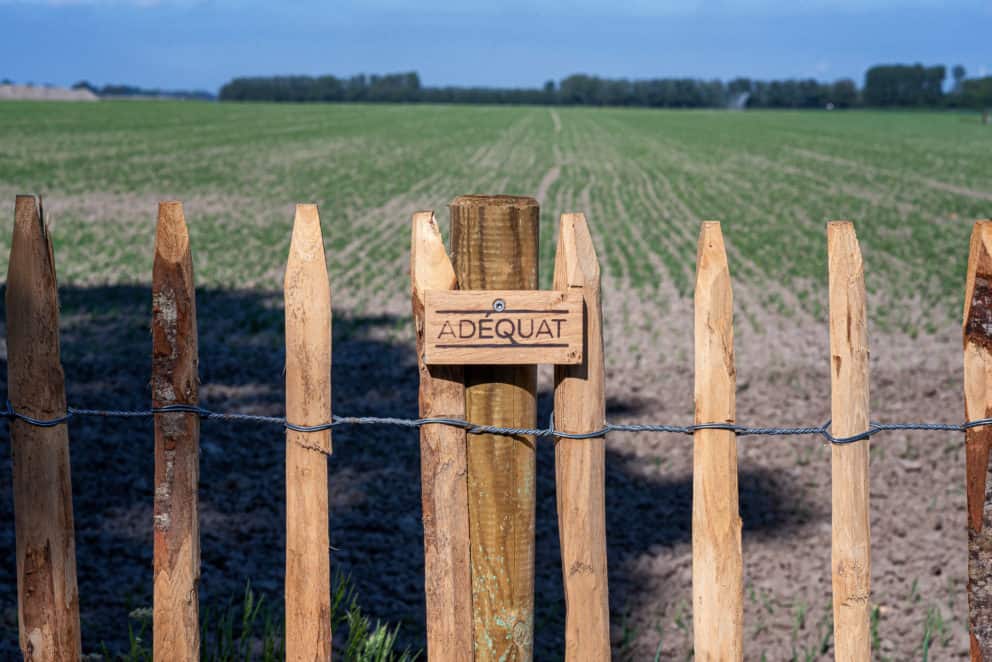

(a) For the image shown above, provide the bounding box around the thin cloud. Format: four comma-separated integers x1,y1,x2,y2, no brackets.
0,0,201,6
345,0,982,16
2,0,981,9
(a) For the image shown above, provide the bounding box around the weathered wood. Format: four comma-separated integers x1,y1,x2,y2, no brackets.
553,212,610,661
691,221,743,662
827,221,872,661
424,289,583,365
285,203,332,661
450,194,539,661
152,201,200,661
5,195,82,662
411,211,474,661
963,219,992,661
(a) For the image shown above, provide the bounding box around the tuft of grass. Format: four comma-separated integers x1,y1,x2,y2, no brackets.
616,609,638,661
909,578,921,604
921,604,951,662
197,581,283,661
870,604,881,652
99,573,418,661
788,600,832,662
652,622,664,662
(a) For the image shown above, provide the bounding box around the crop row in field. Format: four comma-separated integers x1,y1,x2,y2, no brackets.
1,102,990,332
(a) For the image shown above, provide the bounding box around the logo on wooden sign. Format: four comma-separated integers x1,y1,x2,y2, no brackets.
424,290,584,365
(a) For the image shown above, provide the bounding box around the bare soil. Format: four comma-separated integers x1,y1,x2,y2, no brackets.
0,280,971,660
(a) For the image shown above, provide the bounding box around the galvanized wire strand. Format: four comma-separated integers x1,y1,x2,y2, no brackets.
4,399,992,446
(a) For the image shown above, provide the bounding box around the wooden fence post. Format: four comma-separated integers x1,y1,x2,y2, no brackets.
411,211,474,661
963,219,992,661
692,221,743,661
152,201,200,660
285,204,332,661
5,194,82,661
450,195,539,661
553,212,611,661
827,221,872,661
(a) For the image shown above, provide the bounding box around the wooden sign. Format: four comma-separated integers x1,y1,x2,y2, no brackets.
424,290,584,365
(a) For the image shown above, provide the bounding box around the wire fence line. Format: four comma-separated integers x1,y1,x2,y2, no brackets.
4,399,992,451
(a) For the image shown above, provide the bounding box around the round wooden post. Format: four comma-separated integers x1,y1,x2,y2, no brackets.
450,195,539,661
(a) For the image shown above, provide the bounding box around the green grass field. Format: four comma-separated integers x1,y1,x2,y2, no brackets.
2,101,990,329
2,101,991,659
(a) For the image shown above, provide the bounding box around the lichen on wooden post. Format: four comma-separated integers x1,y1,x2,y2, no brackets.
152,201,201,661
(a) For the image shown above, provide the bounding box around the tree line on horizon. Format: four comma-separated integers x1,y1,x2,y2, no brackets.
218,64,992,110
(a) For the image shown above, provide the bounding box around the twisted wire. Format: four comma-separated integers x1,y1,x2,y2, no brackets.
4,399,992,447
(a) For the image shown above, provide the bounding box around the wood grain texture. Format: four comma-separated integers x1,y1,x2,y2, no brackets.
963,220,992,661
5,195,82,661
691,221,743,662
285,204,332,661
450,194,538,661
411,211,474,661
553,212,611,661
827,221,872,662
424,289,583,365
152,201,200,661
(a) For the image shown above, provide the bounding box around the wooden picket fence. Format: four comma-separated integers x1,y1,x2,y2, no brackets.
4,193,992,662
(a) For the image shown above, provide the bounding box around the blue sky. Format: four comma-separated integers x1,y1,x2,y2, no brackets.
1,0,990,92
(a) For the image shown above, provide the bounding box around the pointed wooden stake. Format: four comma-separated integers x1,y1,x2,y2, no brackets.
6,195,82,661
152,201,200,661
692,221,743,661
285,204,332,661
553,212,611,661
411,211,473,661
963,219,992,661
827,221,872,661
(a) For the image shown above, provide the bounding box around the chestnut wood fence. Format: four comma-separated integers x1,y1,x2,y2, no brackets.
4,193,992,661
